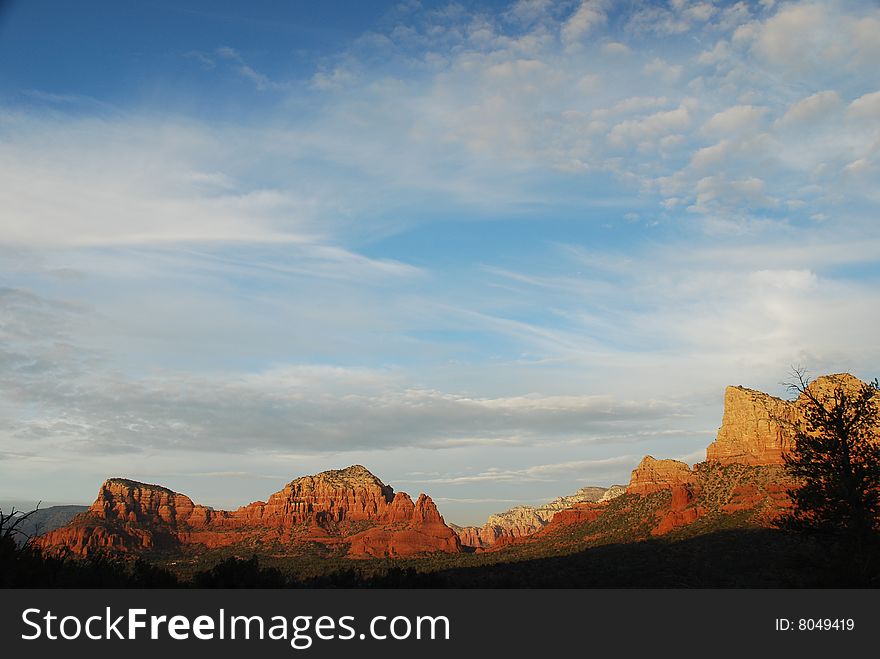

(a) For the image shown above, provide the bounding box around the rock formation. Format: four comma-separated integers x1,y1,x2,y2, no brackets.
705,386,795,465
37,466,461,558
36,373,878,561
348,494,461,557
650,483,704,535
598,485,626,502
626,456,694,496
480,374,877,547
705,373,878,465
541,502,606,528
454,485,624,549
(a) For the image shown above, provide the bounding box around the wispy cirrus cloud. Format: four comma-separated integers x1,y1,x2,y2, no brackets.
399,455,638,485
0,285,686,456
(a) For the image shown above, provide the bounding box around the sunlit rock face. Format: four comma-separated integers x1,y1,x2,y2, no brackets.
706,373,877,465
36,466,461,558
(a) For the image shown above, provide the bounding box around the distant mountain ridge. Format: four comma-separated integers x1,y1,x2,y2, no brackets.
8,505,88,546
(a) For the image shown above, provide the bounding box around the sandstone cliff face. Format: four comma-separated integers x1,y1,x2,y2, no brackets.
705,386,794,465
599,484,626,502
37,479,205,555
37,466,461,558
705,373,878,466
541,502,606,528
620,457,707,534
88,478,216,527
348,494,461,558
626,456,694,495
650,484,704,535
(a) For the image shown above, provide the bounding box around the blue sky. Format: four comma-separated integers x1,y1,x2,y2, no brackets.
1,0,879,524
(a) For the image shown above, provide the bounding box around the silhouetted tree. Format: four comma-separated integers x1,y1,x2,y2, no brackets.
0,502,41,547
780,369,880,549
192,555,287,588
1,503,179,587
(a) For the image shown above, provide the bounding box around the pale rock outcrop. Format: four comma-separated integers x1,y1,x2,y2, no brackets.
454,485,619,548
599,485,626,502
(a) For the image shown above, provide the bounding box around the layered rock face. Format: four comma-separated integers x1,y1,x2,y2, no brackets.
37,466,460,558
349,494,461,557
626,457,694,496
454,485,624,549
705,373,878,465
705,386,795,465
38,479,213,555
599,485,626,502
89,479,216,527
622,456,705,535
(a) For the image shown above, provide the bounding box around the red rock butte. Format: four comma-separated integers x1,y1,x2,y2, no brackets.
37,465,461,558
626,456,694,496
706,372,878,465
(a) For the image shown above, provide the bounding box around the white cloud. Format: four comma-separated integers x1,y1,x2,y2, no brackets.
716,2,753,32
505,0,554,26
412,455,638,484
750,3,827,68
561,0,609,47
684,2,716,23
690,140,730,170
311,66,357,91
689,175,776,214
843,158,872,176
0,114,310,247
697,40,731,66
739,2,880,77
610,96,670,114
642,57,683,82
0,287,687,458
848,90,880,118
778,90,841,125
703,104,767,134
851,16,880,66
215,47,290,92
626,4,689,35
608,106,690,147
602,41,631,56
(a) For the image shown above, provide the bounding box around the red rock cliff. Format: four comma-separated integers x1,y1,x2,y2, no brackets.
37,466,461,558
348,494,461,558
626,456,694,495
705,386,794,465
706,373,877,465
88,478,216,527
